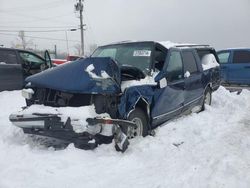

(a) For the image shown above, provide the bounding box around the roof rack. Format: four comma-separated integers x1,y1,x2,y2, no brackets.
175,44,210,48
107,40,135,45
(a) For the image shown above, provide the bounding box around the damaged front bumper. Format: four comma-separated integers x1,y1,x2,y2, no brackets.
9,113,136,152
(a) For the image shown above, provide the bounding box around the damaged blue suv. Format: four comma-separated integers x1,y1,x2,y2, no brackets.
9,41,220,152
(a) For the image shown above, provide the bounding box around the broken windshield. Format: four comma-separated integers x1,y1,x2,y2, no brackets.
92,42,153,74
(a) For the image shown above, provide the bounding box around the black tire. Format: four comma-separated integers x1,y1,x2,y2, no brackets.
201,87,212,111
123,108,148,139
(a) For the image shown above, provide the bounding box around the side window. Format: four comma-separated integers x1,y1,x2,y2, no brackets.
0,50,18,64
218,52,230,64
233,50,250,64
19,52,45,65
154,48,167,71
166,51,183,82
182,51,198,74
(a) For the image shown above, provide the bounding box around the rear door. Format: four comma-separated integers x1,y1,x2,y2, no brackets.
217,50,231,83
0,49,23,91
228,50,250,85
182,50,203,112
152,50,185,126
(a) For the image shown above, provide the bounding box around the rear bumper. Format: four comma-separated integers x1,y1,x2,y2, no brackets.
221,84,250,93
9,113,135,151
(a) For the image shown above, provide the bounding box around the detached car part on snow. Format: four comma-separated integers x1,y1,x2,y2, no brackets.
9,41,221,152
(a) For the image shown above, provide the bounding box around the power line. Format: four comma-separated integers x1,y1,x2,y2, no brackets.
0,29,79,33
0,32,80,42
0,0,67,12
0,11,77,25
0,25,78,29
83,9,96,45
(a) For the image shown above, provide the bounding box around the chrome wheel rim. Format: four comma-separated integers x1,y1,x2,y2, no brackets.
204,92,211,105
127,117,143,139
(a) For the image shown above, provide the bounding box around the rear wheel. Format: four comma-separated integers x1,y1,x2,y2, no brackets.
124,108,148,139
201,87,212,111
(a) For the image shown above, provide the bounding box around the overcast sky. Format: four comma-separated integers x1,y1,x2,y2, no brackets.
0,0,250,55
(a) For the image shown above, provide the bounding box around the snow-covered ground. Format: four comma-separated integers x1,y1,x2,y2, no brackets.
0,87,250,188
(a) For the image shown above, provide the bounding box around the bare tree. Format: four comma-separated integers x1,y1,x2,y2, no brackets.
12,30,33,49
89,43,97,55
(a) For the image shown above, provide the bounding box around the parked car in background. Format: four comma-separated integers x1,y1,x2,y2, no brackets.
67,55,80,61
217,48,250,86
9,41,220,152
52,58,67,65
0,48,52,91
52,55,80,65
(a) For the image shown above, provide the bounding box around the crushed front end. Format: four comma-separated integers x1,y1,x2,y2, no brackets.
9,110,133,152
9,85,133,152
9,57,134,152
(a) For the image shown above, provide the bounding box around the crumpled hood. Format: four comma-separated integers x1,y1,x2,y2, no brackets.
26,57,121,94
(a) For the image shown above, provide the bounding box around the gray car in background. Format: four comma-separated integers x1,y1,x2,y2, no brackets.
0,48,52,91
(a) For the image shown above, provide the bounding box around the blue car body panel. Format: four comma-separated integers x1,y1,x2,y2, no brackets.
151,80,185,126
26,57,121,94
218,49,250,85
118,85,155,119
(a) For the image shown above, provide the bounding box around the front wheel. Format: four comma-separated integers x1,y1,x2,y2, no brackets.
201,87,212,111
124,108,148,139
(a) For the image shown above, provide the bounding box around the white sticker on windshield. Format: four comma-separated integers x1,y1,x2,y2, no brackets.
133,50,151,57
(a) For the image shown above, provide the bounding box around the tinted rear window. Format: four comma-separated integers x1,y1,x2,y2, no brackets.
0,50,18,64
233,50,250,64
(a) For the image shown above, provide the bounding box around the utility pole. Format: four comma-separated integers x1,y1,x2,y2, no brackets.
54,45,57,58
75,0,84,56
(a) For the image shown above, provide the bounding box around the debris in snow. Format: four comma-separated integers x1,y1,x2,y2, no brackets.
173,141,184,148
201,54,220,70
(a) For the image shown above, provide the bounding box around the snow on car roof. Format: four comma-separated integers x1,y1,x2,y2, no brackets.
103,40,209,49
158,41,189,49
221,47,250,51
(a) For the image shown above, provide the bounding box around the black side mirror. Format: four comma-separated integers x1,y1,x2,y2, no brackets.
44,50,52,68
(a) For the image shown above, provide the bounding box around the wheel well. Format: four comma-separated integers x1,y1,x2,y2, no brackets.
134,98,151,129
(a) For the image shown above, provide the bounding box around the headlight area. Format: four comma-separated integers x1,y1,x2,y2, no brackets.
22,88,34,99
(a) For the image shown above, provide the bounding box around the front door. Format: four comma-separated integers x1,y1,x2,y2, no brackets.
152,50,185,127
0,49,23,91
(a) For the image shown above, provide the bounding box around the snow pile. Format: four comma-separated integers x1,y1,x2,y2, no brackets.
121,72,158,92
201,54,220,70
1,87,250,187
